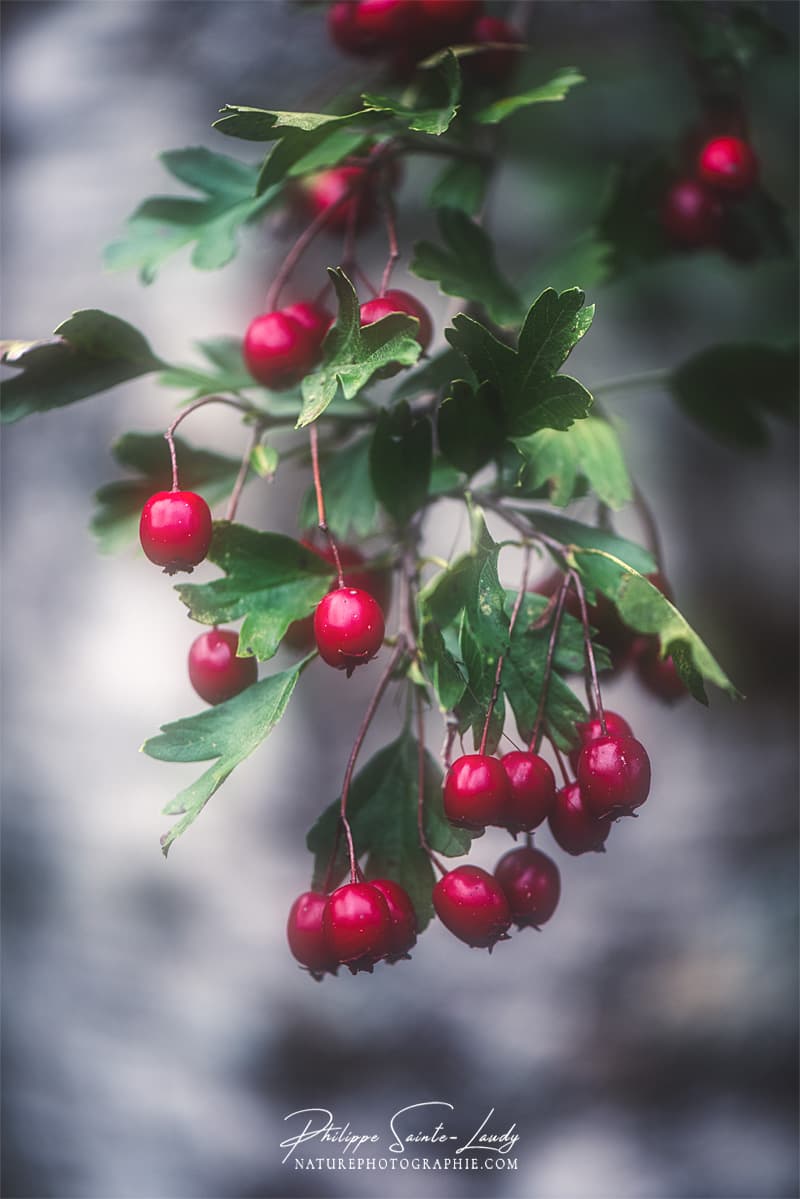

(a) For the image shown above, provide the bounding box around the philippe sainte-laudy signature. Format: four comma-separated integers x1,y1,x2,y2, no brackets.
279,1102,520,1164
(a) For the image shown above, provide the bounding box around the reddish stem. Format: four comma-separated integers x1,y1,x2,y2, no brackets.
225,422,263,523
379,187,400,296
528,572,571,754
309,423,344,587
164,395,252,492
266,186,358,311
570,569,606,734
478,545,531,756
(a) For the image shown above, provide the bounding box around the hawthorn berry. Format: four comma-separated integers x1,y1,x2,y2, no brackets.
286,891,339,979
494,846,561,928
188,627,257,705
444,753,510,830
548,781,612,856
298,165,376,233
285,541,390,650
369,878,418,961
139,489,213,574
661,178,724,247
360,289,433,353
322,881,393,973
634,639,687,703
314,587,385,673
500,751,556,833
468,15,522,83
433,865,511,950
280,301,332,358
328,0,411,56
568,709,634,773
420,0,483,29
243,310,318,390
577,734,652,818
697,136,758,194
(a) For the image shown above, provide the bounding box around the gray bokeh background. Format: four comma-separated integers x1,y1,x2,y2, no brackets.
2,3,797,1198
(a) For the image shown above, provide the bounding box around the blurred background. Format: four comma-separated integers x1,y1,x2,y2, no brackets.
1,2,797,1197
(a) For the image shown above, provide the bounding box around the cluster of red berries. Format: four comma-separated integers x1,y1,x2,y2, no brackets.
287,877,418,978
328,0,521,84
662,134,759,249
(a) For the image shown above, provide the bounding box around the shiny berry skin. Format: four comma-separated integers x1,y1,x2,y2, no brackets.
280,301,332,359
188,628,257,705
328,0,411,56
697,136,758,193
661,178,724,247
322,881,393,973
500,752,556,833
286,891,339,979
433,865,512,950
300,165,376,233
444,754,510,830
494,846,560,928
360,289,433,354
139,490,213,575
285,541,391,650
577,735,652,818
369,878,418,961
568,710,634,773
313,587,385,674
548,782,612,856
634,639,687,703
469,15,522,83
243,310,317,390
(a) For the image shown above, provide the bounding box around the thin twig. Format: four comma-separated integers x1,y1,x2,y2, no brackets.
164,395,253,491
379,186,400,296
266,187,357,311
570,568,606,733
225,421,263,523
528,572,571,754
309,423,344,587
478,544,532,755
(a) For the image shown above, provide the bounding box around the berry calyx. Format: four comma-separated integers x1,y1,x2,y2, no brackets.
299,165,377,233
139,489,213,575
697,136,758,194
661,178,724,247
494,846,561,928
577,735,652,818
359,289,433,354
369,878,418,961
443,753,510,830
468,15,522,83
286,891,339,980
285,540,391,650
500,751,556,833
433,865,512,950
313,587,386,674
548,781,612,856
243,310,318,390
568,709,634,773
322,881,393,973
188,627,257,705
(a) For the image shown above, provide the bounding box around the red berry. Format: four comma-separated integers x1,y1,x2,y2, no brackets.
188,628,257,705
661,178,724,247
433,865,512,950
500,751,556,833
494,846,560,928
369,878,418,961
322,881,393,973
280,301,332,359
568,710,634,773
548,781,612,856
285,541,391,650
634,639,687,703
468,15,522,83
286,891,339,979
313,587,385,673
577,735,652,818
697,136,758,193
360,288,433,353
444,754,510,830
139,489,213,575
243,310,318,390
299,165,377,233
328,0,411,56
420,0,483,29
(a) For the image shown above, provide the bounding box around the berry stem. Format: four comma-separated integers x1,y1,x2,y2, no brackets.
528,571,571,753
164,395,254,491
478,544,531,756
590,368,670,397
378,185,400,296
441,712,459,772
266,185,358,311
415,689,447,878
309,423,345,587
225,421,264,523
550,738,571,786
338,640,406,884
570,568,607,734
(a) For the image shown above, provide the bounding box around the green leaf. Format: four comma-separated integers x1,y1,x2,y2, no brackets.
438,380,504,476
508,512,656,576
158,336,255,399
257,123,370,194
362,50,461,136
429,157,488,215
298,433,380,539
103,148,276,283
512,416,632,509
297,269,421,427
144,662,306,856
669,342,798,449
1,310,164,424
175,523,334,661
391,347,473,402
92,432,249,553
411,208,523,326
306,731,474,929
420,622,466,711
475,67,586,125
213,105,366,141
370,402,433,525
446,288,594,436
572,548,740,701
